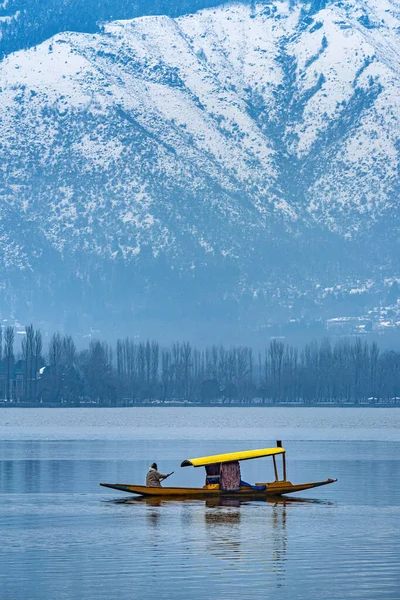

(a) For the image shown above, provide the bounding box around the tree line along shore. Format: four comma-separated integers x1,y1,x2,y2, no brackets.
0,325,399,406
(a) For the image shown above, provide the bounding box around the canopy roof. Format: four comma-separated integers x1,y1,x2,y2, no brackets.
181,447,285,468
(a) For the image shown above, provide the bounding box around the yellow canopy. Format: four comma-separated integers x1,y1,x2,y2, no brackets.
181,447,285,468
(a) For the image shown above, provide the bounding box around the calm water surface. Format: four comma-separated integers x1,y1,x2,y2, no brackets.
0,408,399,600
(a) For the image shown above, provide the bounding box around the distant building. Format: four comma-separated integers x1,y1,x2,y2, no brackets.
0,360,38,402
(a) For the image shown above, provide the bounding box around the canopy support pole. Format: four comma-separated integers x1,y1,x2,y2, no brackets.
277,440,287,481
272,455,279,481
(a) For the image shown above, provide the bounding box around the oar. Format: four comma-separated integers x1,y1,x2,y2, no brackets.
163,471,174,480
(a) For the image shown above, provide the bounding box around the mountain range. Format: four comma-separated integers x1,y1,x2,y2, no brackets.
0,0,399,344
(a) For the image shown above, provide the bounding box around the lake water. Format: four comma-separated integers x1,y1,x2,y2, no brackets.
0,408,399,600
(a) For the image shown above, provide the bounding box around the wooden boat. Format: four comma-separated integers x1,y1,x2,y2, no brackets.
100,441,337,498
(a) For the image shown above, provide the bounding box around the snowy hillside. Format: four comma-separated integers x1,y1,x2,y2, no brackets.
0,0,399,340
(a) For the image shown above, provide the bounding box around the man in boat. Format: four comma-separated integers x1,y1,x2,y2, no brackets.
146,463,171,487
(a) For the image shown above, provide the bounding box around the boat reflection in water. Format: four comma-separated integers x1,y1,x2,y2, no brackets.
109,494,333,589
111,494,332,508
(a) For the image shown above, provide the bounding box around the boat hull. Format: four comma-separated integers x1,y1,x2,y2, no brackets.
100,479,336,497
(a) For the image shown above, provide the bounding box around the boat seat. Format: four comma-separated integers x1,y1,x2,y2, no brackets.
206,476,220,485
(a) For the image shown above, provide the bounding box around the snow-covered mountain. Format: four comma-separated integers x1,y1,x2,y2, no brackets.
0,0,399,341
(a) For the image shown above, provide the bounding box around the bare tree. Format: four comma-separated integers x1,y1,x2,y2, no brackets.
150,341,159,398
34,330,43,402
83,340,115,403
4,326,14,401
269,340,284,401
22,325,35,402
182,342,192,400
48,332,63,402
161,348,171,401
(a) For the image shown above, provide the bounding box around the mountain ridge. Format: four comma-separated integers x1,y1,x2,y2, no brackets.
0,0,399,342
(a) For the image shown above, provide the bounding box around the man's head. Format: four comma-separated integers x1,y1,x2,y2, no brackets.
151,462,158,470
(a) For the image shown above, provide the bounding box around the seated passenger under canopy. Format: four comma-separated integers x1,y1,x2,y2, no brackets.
182,447,286,491
205,460,266,491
